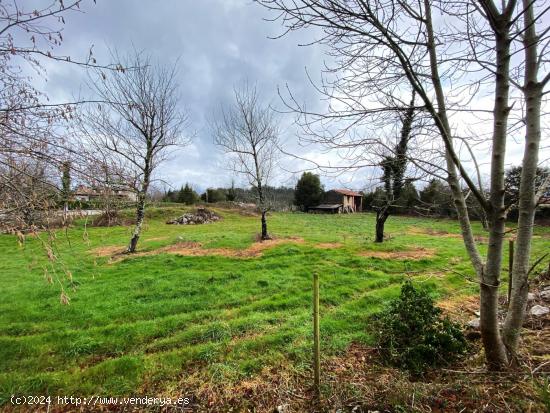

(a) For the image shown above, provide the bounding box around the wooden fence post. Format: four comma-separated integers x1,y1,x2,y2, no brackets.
508,239,514,304
313,272,320,399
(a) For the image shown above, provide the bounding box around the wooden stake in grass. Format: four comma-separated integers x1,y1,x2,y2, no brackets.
313,272,321,399
508,239,514,304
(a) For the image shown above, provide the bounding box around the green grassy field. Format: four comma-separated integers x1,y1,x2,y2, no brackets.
1,207,549,404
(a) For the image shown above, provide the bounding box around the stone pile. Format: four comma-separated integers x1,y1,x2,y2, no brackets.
167,208,221,225
466,284,550,333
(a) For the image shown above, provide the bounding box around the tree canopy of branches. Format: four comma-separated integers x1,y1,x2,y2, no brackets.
80,52,191,252
505,166,550,210
213,84,279,240
0,156,58,231
258,0,550,369
0,0,121,215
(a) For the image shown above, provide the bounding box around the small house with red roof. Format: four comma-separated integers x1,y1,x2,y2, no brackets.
309,188,363,213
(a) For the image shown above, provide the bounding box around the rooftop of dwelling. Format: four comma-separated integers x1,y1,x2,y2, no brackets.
328,189,364,197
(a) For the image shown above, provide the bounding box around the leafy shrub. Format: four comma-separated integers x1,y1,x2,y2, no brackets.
373,280,467,375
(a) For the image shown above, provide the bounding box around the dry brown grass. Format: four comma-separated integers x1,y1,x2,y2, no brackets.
359,247,436,260
91,245,127,257
150,339,548,412
407,226,462,238
437,295,480,320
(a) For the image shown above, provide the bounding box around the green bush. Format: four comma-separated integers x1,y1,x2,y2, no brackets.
373,280,467,375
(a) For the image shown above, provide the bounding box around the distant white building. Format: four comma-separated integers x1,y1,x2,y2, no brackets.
73,184,137,202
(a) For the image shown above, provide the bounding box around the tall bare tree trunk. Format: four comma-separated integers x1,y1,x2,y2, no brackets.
502,0,542,354
128,166,150,253
481,13,513,368
424,0,508,368
258,181,270,240
212,83,278,237
128,192,145,253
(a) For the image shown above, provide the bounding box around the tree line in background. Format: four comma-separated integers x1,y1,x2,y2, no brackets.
158,166,550,225
363,166,550,223
162,183,295,211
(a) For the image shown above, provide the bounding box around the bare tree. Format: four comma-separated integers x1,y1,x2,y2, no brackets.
79,52,191,252
0,0,128,255
257,0,550,369
0,1,119,182
0,154,58,231
502,0,550,356
213,84,279,240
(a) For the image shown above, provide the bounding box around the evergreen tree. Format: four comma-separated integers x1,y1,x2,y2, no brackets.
420,179,454,217
396,180,419,211
179,183,199,205
505,166,550,208
202,188,227,203
163,189,176,202
294,172,324,211
176,185,186,203
227,180,237,202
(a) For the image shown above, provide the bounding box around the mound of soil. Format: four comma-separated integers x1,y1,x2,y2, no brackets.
166,208,221,225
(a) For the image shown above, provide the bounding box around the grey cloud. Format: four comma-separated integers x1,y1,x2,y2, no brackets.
38,0,334,192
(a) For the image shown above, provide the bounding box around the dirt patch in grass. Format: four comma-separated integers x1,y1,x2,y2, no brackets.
92,237,305,261
407,226,462,238
91,245,127,257
315,242,343,249
238,209,260,217
162,237,304,259
437,295,479,321
162,241,203,253
359,247,436,260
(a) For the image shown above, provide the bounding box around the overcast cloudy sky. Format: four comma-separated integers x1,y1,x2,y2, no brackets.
36,0,343,193
32,0,549,194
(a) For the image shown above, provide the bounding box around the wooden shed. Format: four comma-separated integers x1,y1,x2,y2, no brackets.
309,189,363,213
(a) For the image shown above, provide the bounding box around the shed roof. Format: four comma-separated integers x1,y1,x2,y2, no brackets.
329,188,362,197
